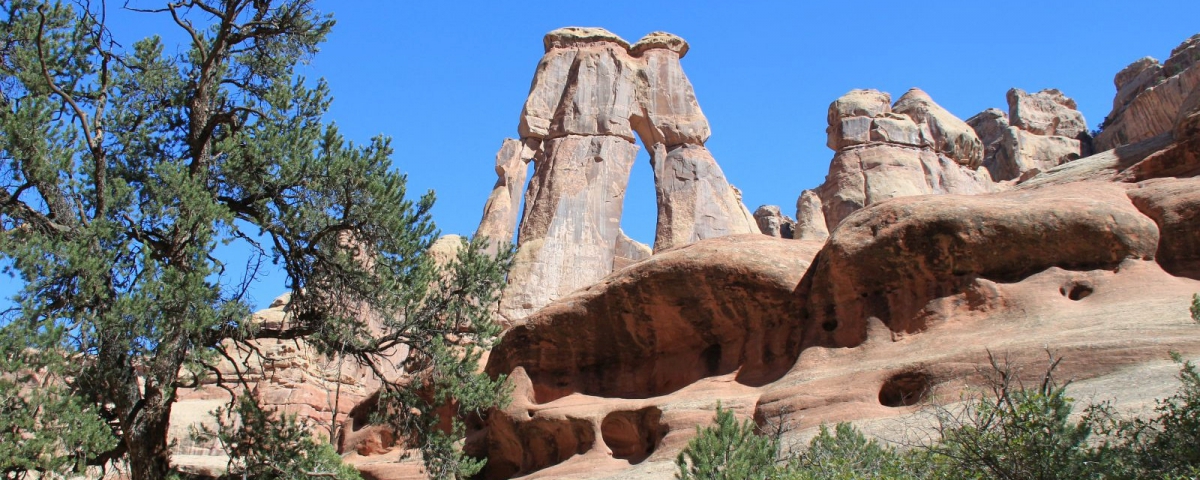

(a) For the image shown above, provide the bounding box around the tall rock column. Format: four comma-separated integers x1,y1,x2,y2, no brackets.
476,138,538,248
481,28,757,322
498,28,643,321
632,33,758,252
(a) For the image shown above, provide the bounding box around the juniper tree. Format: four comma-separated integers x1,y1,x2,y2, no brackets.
0,1,511,478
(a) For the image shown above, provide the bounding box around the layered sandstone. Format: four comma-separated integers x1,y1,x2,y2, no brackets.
1095,34,1200,151
967,89,1090,182
753,205,795,239
798,88,995,235
485,28,757,322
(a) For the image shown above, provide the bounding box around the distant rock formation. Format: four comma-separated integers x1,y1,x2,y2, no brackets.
796,88,995,236
753,205,795,239
967,88,1090,181
1094,34,1200,151
479,28,757,322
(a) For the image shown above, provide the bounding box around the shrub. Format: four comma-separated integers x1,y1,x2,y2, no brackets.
676,405,780,480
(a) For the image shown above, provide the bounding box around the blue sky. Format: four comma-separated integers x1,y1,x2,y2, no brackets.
5,1,1200,310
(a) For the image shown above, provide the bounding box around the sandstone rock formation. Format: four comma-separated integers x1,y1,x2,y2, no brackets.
1095,34,1200,151
792,190,828,241
967,89,1090,182
476,139,537,248
483,28,757,322
753,205,795,238
797,88,995,235
472,33,1200,480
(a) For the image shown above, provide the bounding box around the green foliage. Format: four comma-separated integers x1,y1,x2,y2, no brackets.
0,1,513,478
677,350,1200,480
923,374,1095,479
781,423,916,480
676,405,780,480
191,396,361,480
1190,294,1199,323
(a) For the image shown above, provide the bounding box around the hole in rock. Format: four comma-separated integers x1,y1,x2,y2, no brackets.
616,147,656,249
1059,282,1094,301
701,344,723,375
601,407,668,464
879,371,931,407
822,319,838,332
474,415,595,480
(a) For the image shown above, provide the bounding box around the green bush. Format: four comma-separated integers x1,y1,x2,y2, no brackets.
676,405,780,480
781,423,916,480
676,351,1200,480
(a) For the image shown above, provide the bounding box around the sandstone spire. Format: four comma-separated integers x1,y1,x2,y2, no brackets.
478,28,756,322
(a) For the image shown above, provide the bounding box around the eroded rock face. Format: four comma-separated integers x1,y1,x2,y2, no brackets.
488,235,824,402
1095,34,1200,151
893,88,985,167
804,88,996,233
753,205,795,239
967,89,1089,181
802,182,1159,342
476,139,536,248
1007,88,1089,139
486,28,756,321
1127,177,1200,279
500,135,639,320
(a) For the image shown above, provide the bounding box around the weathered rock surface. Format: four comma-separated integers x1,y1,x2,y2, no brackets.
476,139,536,248
802,181,1159,339
804,88,996,233
500,135,639,321
792,190,829,242
815,143,995,231
1095,34,1200,151
892,88,985,167
1127,177,1200,279
482,182,1200,479
613,229,652,271
488,28,757,322
1007,88,1089,139
967,89,1089,181
753,205,795,238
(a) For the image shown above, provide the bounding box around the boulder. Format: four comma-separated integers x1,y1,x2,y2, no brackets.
826,89,892,150
753,205,795,238
1007,88,1089,139
892,88,984,167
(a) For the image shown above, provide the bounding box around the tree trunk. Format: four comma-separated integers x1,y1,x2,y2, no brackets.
124,399,174,480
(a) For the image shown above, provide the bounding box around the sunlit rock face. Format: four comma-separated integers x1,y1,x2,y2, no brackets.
795,87,996,237
477,28,756,323
1094,34,1200,152
967,88,1091,182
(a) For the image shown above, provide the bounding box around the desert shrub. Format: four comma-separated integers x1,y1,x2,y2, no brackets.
781,423,917,480
676,405,780,480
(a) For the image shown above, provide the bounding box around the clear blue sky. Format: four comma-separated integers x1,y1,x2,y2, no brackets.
5,1,1200,310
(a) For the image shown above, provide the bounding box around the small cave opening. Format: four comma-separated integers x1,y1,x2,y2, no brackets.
701,343,723,375
879,371,931,407
474,415,596,480
1059,281,1094,301
601,407,668,464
